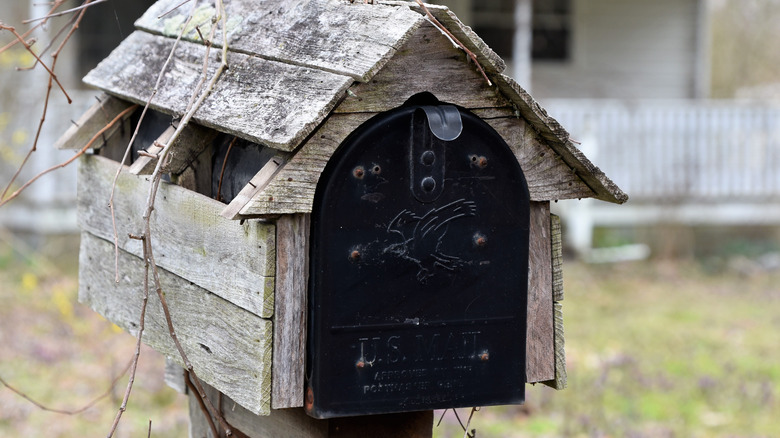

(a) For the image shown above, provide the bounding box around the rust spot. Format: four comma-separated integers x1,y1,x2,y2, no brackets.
305,387,314,411
350,250,361,261
356,360,365,369
473,233,487,247
353,166,365,179
268,196,273,202
478,156,488,168
480,352,489,361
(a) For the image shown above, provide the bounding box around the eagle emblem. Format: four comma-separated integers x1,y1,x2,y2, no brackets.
384,199,477,282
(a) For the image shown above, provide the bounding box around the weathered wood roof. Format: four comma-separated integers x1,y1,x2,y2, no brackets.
82,0,627,207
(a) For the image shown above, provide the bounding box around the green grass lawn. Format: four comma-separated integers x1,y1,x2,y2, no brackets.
435,260,780,437
2,234,780,437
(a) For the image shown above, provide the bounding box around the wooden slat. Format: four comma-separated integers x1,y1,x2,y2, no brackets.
543,301,567,390
551,214,564,302
221,152,289,219
493,74,628,204
84,31,353,152
272,214,310,409
240,110,594,216
54,93,136,150
239,113,375,217
129,122,218,175
379,0,506,75
136,0,424,82
484,114,596,202
78,155,275,318
526,201,554,383
164,358,187,394
79,232,273,415
188,382,328,438
334,22,505,114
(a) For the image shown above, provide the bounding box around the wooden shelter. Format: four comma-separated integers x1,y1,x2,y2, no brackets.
59,0,626,435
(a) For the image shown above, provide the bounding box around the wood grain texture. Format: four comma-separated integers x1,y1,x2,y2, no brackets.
240,109,594,217
221,152,289,220
542,301,567,390
129,122,218,176
272,214,310,409
84,31,353,151
78,155,276,318
551,214,564,302
335,22,505,113
378,0,506,75
188,382,328,438
136,0,424,82
78,232,273,415
164,358,188,394
238,113,375,217
484,114,596,202
54,93,136,150
493,74,628,204
526,201,554,383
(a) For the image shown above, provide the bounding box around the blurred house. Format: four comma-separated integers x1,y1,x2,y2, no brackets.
0,0,154,234
438,0,780,255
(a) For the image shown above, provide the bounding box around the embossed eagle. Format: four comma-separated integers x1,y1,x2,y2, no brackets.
385,199,477,282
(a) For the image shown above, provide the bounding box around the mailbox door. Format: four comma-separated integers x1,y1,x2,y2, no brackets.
307,100,530,419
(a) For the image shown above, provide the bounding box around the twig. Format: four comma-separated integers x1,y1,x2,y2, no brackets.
23,0,109,23
185,372,219,438
413,0,492,86
108,0,199,283
0,105,138,208
0,24,71,102
462,407,479,438
216,137,238,202
106,234,152,438
0,358,133,415
147,419,153,438
137,1,234,434
1,0,89,200
158,0,194,19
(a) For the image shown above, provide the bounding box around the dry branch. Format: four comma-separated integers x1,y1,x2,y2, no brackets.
0,358,133,416
0,104,138,208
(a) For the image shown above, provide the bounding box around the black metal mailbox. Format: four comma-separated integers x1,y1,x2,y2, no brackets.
307,96,530,419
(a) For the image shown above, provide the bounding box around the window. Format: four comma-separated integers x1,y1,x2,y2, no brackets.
532,0,571,61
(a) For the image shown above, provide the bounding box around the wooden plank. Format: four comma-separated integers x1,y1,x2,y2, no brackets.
78,232,273,415
77,154,276,318
136,0,424,82
379,1,506,75
272,214,310,409
221,152,289,220
493,74,628,204
54,93,136,150
526,201,554,383
239,113,375,217
164,358,188,394
484,114,596,202
329,411,432,437
84,31,353,152
542,301,567,390
240,110,594,217
335,22,506,114
188,382,328,438
551,214,564,302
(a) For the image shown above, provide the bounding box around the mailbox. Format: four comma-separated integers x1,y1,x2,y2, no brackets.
307,97,531,418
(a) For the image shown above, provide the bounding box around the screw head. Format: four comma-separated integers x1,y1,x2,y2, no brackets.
421,176,436,192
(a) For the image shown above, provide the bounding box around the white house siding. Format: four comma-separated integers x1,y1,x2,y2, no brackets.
533,0,702,99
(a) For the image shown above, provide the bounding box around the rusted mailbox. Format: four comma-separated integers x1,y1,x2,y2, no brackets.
307,98,530,418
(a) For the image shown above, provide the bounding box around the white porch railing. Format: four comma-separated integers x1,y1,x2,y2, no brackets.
543,99,780,253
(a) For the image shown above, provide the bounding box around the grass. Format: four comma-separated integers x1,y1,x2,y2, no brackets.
2,233,780,437
435,260,780,437
0,233,189,437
